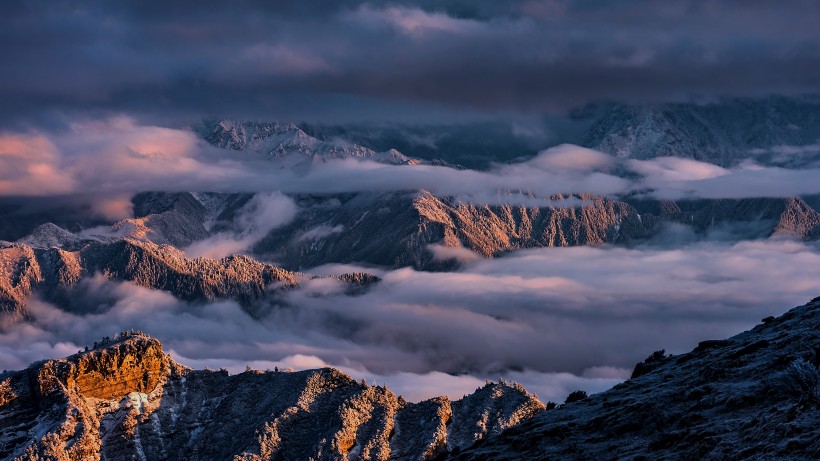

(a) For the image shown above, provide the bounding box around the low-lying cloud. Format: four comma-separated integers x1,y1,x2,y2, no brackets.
1,238,818,403
3,118,820,213
185,192,297,258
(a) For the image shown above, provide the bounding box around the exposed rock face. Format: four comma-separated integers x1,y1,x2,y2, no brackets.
0,244,42,320
450,298,820,460
583,96,820,167
0,333,544,460
107,191,258,248
0,334,173,460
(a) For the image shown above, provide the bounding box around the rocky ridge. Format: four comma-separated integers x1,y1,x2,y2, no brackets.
450,298,820,460
111,190,820,271
0,237,310,322
254,191,820,270
4,191,818,320
0,333,544,460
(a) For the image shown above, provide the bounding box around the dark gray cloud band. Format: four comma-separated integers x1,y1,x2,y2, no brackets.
2,0,819,124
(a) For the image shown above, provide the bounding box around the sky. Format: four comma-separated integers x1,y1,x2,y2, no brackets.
2,0,820,126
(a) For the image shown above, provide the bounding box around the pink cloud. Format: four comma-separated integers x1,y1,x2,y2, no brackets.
0,133,75,195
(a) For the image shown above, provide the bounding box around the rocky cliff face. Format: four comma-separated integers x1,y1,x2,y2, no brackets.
0,333,544,460
449,298,820,460
633,195,820,240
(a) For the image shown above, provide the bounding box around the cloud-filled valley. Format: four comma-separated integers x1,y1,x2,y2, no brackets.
2,238,818,403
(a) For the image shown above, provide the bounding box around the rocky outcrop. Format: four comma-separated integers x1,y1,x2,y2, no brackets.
0,333,544,460
0,334,175,460
450,298,820,460
0,244,42,321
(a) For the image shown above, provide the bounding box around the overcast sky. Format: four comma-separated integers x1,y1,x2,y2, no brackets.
3,0,820,125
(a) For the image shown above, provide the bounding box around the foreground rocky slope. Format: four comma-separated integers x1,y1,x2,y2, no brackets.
450,298,820,460
0,333,544,460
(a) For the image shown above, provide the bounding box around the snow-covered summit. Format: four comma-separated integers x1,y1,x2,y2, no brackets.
16,223,83,249
198,119,411,166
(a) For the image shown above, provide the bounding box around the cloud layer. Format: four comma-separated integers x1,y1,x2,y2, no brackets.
3,118,820,212
185,192,297,258
2,239,818,403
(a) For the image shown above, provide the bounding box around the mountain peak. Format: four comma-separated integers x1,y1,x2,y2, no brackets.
198,119,412,165
17,223,82,249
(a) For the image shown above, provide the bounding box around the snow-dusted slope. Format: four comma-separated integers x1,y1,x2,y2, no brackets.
450,297,820,460
16,223,84,249
0,333,544,460
198,120,411,166
583,96,820,167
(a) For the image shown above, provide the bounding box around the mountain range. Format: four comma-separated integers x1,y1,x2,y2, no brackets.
300,96,820,169
1,95,820,459
4,189,818,322
582,96,820,167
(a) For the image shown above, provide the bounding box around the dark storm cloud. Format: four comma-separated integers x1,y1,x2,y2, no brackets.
2,0,819,124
